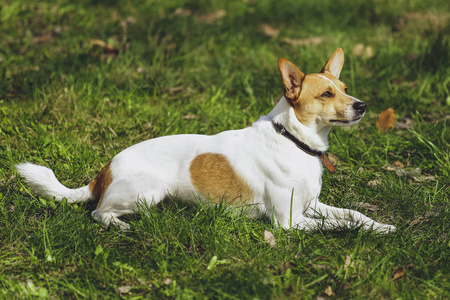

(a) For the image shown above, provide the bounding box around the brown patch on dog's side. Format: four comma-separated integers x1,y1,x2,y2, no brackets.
89,161,113,208
189,153,253,204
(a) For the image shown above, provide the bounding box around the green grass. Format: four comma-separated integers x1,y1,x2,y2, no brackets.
1,0,449,298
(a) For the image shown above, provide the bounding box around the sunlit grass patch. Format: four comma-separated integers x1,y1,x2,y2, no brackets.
1,0,449,298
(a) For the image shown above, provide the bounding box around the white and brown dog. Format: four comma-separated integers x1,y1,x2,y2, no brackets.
17,48,395,233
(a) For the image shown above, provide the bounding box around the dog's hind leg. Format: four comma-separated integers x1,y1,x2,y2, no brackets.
91,178,166,230
92,211,131,231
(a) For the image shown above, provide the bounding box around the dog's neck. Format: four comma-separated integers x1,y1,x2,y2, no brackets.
267,97,331,152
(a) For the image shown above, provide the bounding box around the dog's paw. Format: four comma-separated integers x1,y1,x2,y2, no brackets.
373,223,396,234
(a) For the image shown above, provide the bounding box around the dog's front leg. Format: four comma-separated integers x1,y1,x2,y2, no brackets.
305,201,396,233
271,205,354,232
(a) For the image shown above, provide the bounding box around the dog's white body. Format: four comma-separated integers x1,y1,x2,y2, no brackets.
17,49,395,233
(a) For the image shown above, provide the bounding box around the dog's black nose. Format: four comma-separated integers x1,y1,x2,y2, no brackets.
353,101,367,113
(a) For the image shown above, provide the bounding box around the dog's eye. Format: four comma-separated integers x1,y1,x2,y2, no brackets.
344,87,348,94
321,91,333,98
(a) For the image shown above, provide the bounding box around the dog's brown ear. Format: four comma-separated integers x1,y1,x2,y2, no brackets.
320,48,344,79
278,58,305,101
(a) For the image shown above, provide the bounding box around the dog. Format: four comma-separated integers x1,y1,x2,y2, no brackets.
16,48,395,233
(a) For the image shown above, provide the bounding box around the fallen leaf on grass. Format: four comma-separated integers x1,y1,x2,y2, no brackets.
412,174,436,182
108,127,118,138
393,160,404,168
91,39,119,56
259,23,279,37
182,114,197,120
174,7,192,17
376,108,396,133
352,44,375,58
396,117,414,130
392,264,413,281
354,202,378,211
392,267,405,281
343,255,352,270
408,217,424,226
282,37,323,46
395,167,420,177
264,230,276,247
323,285,334,296
365,46,374,58
408,211,439,226
367,180,381,187
327,153,340,166
163,278,173,286
196,9,227,24
32,34,54,43
164,86,184,94
308,261,329,270
118,286,132,294
352,44,364,56
424,210,440,218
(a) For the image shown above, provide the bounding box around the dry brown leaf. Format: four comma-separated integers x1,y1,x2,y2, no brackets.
376,108,396,133
282,37,323,46
166,86,184,94
408,217,428,226
352,44,365,56
259,23,279,37
174,7,192,17
392,264,413,281
354,202,378,211
196,9,227,23
118,286,132,294
125,16,137,25
91,39,119,55
343,255,352,270
367,180,381,187
323,285,334,296
424,210,440,218
396,118,413,130
353,44,375,57
393,160,404,168
32,34,54,43
182,114,197,120
365,46,374,58
412,174,436,182
327,153,340,166
396,167,420,177
264,230,276,247
108,127,118,138
392,267,406,281
309,262,329,270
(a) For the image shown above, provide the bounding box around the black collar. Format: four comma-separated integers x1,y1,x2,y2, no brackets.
272,121,336,174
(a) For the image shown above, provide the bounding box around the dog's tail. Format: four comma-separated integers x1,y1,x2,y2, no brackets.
16,162,93,203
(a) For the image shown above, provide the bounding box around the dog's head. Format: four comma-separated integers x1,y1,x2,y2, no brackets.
278,48,366,128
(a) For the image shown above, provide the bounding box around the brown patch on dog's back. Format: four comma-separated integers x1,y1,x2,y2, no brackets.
189,153,253,204
89,161,113,208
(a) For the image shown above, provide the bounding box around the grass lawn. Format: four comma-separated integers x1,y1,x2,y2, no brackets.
1,0,449,298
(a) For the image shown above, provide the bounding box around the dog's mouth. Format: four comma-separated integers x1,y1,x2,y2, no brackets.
329,116,362,124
